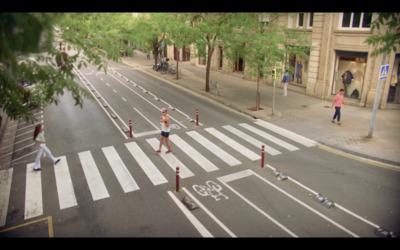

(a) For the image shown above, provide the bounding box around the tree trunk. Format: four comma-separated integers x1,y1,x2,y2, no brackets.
175,47,180,80
256,66,260,111
205,46,214,92
152,42,159,66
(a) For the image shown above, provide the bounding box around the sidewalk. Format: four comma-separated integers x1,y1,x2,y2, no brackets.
122,50,400,167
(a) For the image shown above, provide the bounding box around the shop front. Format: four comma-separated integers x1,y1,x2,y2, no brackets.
388,54,400,104
331,51,367,99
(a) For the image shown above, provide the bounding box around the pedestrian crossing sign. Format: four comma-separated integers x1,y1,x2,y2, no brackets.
379,64,389,79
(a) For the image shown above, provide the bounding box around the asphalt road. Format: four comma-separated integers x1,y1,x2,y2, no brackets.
1,58,399,237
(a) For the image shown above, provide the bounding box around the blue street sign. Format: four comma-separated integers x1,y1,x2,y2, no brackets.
379,64,389,79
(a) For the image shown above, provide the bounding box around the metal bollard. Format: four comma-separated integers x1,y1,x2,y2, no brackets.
176,166,180,192
261,145,265,168
196,108,199,126
129,120,133,138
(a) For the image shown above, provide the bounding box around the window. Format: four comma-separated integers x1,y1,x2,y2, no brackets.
341,12,372,29
307,13,314,29
297,13,304,27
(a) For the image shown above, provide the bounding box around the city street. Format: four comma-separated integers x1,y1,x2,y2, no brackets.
1,57,399,237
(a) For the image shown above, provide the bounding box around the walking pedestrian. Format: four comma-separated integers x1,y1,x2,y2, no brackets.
281,70,290,96
155,108,172,154
331,89,346,125
32,124,60,171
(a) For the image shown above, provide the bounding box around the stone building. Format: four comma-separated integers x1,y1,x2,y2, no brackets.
167,13,399,108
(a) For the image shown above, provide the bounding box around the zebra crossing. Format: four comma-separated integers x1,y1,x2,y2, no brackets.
3,121,317,223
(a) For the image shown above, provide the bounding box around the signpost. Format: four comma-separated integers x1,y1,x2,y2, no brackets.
368,62,389,138
379,65,389,80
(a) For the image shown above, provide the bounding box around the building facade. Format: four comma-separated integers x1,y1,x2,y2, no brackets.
167,13,399,108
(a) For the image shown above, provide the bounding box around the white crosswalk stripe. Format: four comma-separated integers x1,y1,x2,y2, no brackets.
4,122,313,222
125,141,168,186
25,163,43,220
169,134,219,172
254,120,316,147
146,138,194,178
222,125,281,156
54,156,77,210
205,127,260,161
78,150,110,201
102,146,140,193
187,131,241,166
239,123,299,151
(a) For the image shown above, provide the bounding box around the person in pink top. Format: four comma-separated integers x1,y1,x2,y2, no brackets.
331,89,346,125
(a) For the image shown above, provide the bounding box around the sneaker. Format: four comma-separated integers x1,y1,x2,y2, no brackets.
338,122,342,126
155,150,161,153
33,168,41,171
165,150,172,154
54,159,61,165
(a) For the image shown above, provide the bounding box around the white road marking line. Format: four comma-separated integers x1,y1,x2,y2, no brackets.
133,107,160,131
102,146,140,193
167,190,213,237
187,131,241,166
205,127,260,161
218,169,359,237
125,142,168,186
78,151,110,201
264,164,380,229
54,156,77,209
146,138,194,178
169,134,219,172
25,163,43,220
0,168,13,226
223,125,281,156
254,120,316,147
239,123,299,151
182,187,237,237
108,73,187,129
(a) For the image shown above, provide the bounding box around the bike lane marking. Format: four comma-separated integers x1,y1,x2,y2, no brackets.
218,169,360,237
182,187,237,237
264,164,381,230
167,191,213,237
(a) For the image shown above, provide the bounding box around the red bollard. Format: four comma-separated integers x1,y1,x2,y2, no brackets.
176,166,180,192
261,145,265,168
196,108,199,126
129,120,132,138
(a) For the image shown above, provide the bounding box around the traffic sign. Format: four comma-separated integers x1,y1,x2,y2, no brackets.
379,64,389,79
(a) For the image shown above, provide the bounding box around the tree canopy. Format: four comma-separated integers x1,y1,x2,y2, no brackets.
0,13,132,122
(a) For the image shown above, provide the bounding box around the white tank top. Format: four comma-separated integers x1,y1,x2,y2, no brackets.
161,118,170,132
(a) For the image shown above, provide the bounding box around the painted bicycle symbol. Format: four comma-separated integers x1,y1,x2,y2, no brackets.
192,181,229,201
170,124,180,130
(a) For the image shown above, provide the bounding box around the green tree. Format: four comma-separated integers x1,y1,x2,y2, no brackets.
0,13,131,123
130,13,170,66
185,13,237,92
223,13,311,110
163,13,197,79
365,12,400,56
